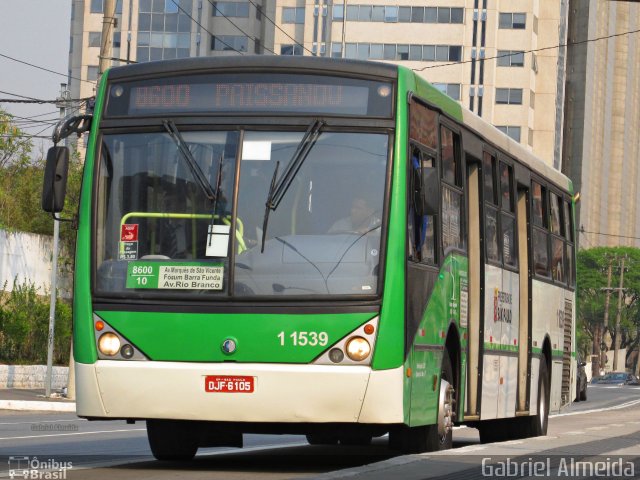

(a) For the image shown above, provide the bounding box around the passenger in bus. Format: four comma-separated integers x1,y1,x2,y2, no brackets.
329,197,380,234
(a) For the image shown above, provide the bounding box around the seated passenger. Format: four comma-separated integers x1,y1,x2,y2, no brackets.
329,197,380,234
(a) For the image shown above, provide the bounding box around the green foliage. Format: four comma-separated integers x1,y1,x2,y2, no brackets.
0,108,84,271
577,246,640,363
0,280,72,365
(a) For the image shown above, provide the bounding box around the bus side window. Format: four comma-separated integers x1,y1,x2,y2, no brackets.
441,127,465,254
408,147,436,265
532,181,549,277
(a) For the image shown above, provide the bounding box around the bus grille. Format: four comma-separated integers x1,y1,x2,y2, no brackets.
561,299,573,406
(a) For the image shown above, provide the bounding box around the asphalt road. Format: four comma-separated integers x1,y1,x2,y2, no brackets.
1,384,639,479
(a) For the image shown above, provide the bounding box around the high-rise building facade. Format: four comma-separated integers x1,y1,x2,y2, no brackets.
562,0,640,248
69,0,568,165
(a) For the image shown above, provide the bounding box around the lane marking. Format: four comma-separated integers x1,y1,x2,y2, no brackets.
0,428,146,441
0,419,84,425
533,436,557,440
564,431,585,435
587,426,607,431
553,398,640,417
445,445,487,453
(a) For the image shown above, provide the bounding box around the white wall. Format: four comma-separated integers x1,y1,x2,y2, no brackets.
0,229,71,298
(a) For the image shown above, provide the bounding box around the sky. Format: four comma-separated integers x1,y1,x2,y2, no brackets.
0,1,72,155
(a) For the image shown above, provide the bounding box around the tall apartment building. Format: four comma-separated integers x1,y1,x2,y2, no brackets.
563,0,640,249
68,0,568,165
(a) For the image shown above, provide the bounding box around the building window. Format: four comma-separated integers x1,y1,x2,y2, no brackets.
280,44,303,55
91,0,103,14
87,65,99,81
332,4,344,20
212,35,248,52
495,88,523,105
113,31,121,49
331,43,342,57
497,50,524,67
88,32,101,48
213,2,250,17
384,6,398,22
338,5,464,23
433,83,461,101
496,126,521,142
499,12,526,29
282,6,304,23
137,0,192,62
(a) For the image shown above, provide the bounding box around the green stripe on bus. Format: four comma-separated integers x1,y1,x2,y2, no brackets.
73,70,109,364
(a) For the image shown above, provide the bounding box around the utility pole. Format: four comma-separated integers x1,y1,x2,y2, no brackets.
99,0,117,76
341,0,347,58
613,256,627,371
595,259,613,377
45,83,69,398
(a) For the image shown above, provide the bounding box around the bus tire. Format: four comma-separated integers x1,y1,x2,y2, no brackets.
528,359,550,437
389,349,454,453
147,420,199,461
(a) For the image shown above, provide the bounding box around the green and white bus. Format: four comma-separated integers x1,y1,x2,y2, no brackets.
43,57,576,459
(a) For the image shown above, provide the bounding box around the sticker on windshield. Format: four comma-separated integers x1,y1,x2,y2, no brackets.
119,224,139,260
126,262,224,290
242,141,272,161
206,224,231,257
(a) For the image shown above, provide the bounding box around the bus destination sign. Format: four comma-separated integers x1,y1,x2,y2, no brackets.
105,73,393,117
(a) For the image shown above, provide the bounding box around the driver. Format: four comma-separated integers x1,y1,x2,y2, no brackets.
329,197,380,234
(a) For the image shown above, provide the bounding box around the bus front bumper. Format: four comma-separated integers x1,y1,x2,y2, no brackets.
76,361,404,424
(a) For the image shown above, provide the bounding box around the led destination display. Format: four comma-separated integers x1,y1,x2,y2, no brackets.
105,73,393,117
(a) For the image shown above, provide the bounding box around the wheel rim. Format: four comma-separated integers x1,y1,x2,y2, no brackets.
539,377,546,430
437,379,455,442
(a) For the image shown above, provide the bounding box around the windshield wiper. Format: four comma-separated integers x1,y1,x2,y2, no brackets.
260,119,324,252
163,120,216,201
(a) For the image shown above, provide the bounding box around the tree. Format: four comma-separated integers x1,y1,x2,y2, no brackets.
0,109,32,169
0,109,84,263
577,247,640,371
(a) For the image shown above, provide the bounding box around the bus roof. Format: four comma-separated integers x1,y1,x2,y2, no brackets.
107,55,399,82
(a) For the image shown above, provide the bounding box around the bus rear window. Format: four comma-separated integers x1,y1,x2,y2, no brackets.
105,73,394,118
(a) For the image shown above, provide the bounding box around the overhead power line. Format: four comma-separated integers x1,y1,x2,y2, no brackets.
413,27,640,72
244,0,315,56
207,0,276,54
0,89,89,105
580,228,640,242
0,52,96,85
170,0,246,55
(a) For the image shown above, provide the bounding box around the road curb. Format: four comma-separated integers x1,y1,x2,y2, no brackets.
0,400,76,412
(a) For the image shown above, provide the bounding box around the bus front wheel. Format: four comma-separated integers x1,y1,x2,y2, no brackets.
389,349,455,453
147,419,199,461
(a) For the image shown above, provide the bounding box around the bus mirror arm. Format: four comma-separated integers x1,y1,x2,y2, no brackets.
421,167,439,216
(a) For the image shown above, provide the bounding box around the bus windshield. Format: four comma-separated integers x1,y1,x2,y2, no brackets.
95,128,389,299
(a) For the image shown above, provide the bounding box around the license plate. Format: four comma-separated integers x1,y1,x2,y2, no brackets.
205,375,255,393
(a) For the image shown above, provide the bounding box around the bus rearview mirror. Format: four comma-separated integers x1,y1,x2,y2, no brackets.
421,167,439,216
42,146,70,213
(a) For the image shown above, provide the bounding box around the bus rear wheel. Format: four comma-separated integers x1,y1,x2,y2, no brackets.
527,359,550,437
147,419,199,461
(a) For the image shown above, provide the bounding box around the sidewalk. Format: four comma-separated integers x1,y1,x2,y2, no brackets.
0,388,76,412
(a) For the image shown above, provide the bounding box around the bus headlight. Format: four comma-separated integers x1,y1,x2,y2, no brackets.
98,333,121,356
345,336,371,361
